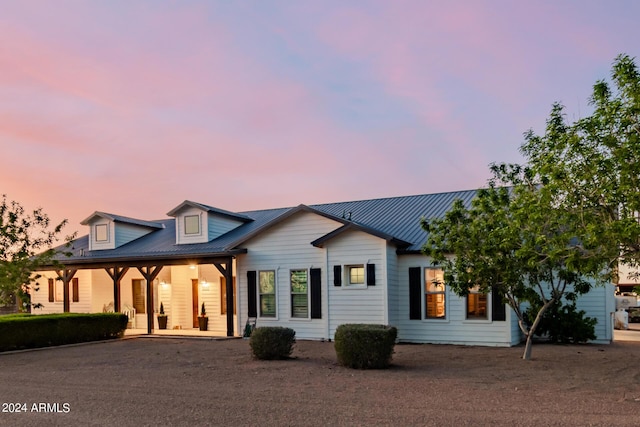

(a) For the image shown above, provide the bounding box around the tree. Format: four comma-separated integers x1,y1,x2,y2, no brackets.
521,54,640,278
0,195,72,310
423,54,640,360
423,174,605,360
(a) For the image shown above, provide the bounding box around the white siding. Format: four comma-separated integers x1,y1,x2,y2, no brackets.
395,254,517,347
237,211,341,340
169,266,198,329
88,219,115,251
30,270,92,314
386,244,399,328
326,231,386,338
90,269,113,312
175,207,208,244
575,282,615,343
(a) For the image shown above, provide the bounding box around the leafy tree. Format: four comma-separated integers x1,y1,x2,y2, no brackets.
0,195,72,310
423,54,640,360
423,176,603,360
521,54,640,279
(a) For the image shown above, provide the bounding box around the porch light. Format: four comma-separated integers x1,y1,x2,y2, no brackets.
201,279,208,287
189,264,196,270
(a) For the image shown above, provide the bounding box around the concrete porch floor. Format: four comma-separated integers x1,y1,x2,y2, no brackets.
124,328,241,339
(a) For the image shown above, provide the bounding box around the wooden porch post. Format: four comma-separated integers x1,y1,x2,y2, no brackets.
105,266,129,312
215,257,234,337
137,266,163,334
56,269,78,313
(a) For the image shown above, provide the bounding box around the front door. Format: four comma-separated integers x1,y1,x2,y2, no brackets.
192,279,199,328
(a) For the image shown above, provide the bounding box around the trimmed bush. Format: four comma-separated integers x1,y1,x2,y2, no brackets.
0,313,128,352
249,326,296,360
334,324,397,369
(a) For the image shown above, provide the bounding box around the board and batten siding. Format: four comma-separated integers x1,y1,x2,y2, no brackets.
395,255,516,347
325,230,387,339
236,211,341,340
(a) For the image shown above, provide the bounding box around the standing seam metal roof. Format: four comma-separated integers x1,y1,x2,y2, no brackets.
58,189,478,262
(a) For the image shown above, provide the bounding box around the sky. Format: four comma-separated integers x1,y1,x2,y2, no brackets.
1,0,639,237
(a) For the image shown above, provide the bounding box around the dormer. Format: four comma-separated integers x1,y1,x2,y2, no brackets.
80,212,164,251
167,201,253,245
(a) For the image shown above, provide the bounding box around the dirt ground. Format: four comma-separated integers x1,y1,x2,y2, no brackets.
0,337,639,426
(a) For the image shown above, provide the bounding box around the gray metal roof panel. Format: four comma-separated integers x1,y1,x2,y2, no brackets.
56,189,479,263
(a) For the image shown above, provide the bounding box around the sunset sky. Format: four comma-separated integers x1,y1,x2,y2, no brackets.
2,0,639,237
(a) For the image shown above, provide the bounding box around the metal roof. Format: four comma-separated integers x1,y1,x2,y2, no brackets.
56,189,478,265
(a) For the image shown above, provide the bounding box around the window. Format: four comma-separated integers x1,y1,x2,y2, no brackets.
184,215,200,235
290,270,308,318
425,268,445,319
95,224,109,242
259,270,276,317
467,285,488,319
220,276,236,315
132,279,146,314
346,265,365,285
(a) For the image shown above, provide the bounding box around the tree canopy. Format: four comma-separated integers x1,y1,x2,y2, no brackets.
0,195,72,309
422,54,640,360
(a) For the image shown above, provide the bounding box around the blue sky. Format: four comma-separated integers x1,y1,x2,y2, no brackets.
1,0,639,235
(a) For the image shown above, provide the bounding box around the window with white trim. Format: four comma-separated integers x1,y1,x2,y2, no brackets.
95,224,109,242
290,269,308,318
346,265,365,286
425,268,445,319
467,285,488,319
259,270,276,317
184,215,200,235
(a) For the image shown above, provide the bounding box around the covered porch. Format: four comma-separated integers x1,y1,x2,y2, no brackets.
34,252,242,337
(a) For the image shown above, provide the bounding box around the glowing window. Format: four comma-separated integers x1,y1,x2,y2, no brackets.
425,268,446,319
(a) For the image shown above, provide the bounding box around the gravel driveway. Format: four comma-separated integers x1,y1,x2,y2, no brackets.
1,337,639,426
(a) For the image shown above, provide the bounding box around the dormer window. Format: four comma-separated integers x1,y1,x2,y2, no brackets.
184,215,200,235
95,224,109,242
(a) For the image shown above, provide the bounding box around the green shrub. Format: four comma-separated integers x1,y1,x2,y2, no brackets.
0,313,128,352
334,324,397,369
524,299,597,343
249,326,296,360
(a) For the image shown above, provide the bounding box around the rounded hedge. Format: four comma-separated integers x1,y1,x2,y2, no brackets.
334,324,398,369
249,326,296,360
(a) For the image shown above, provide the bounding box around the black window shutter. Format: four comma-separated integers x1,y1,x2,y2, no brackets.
310,268,322,319
48,278,54,302
409,267,421,320
72,278,79,302
247,271,257,317
333,265,342,286
491,286,506,321
367,263,376,286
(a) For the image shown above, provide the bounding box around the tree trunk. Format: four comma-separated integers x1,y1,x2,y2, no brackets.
521,299,556,360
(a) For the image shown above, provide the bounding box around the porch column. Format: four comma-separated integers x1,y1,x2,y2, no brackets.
105,266,129,312
56,269,78,313
137,265,163,334
215,257,234,337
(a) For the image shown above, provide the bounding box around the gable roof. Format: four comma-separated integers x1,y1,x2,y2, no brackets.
166,200,253,223
52,189,478,267
79,211,164,229
310,222,412,248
